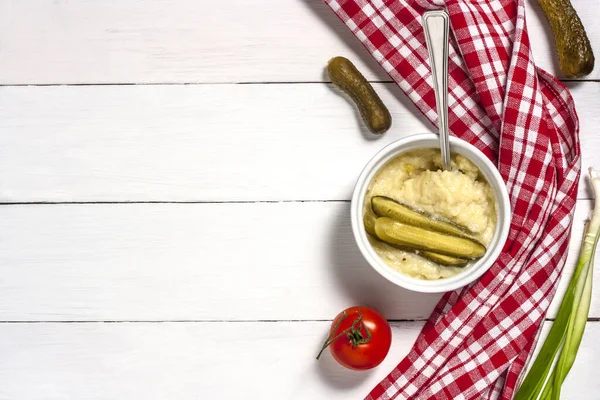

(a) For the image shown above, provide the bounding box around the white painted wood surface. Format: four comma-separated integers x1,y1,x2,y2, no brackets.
1,82,598,203
0,0,598,83
0,321,598,400
0,200,594,321
1,0,599,399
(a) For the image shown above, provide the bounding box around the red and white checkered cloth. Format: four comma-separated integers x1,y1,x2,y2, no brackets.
325,0,582,399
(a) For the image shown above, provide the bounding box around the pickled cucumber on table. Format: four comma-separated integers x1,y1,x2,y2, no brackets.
327,56,392,134
537,0,595,77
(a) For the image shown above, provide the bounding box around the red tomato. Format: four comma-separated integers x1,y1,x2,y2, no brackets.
317,306,392,370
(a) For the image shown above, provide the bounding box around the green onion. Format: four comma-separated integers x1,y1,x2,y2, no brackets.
514,168,600,400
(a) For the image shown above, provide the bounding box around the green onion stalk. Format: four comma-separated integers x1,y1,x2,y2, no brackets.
514,168,600,400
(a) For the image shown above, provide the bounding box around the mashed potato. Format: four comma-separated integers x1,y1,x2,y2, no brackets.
365,148,497,280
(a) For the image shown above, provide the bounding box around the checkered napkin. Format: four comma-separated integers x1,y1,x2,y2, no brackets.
325,0,582,399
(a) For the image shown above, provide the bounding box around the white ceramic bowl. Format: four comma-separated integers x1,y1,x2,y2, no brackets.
351,133,511,293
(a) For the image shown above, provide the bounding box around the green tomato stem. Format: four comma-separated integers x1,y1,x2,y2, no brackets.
316,312,372,360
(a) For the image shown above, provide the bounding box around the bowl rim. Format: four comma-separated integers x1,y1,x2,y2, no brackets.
351,133,512,293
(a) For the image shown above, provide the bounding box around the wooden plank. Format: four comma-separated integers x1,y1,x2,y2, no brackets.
0,82,597,203
0,320,597,399
0,200,593,321
0,0,598,84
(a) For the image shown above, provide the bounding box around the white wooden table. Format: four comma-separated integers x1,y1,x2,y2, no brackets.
0,1,599,399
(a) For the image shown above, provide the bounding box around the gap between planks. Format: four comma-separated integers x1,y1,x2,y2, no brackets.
0,79,598,88
1,318,598,324
0,200,350,206
0,198,594,204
